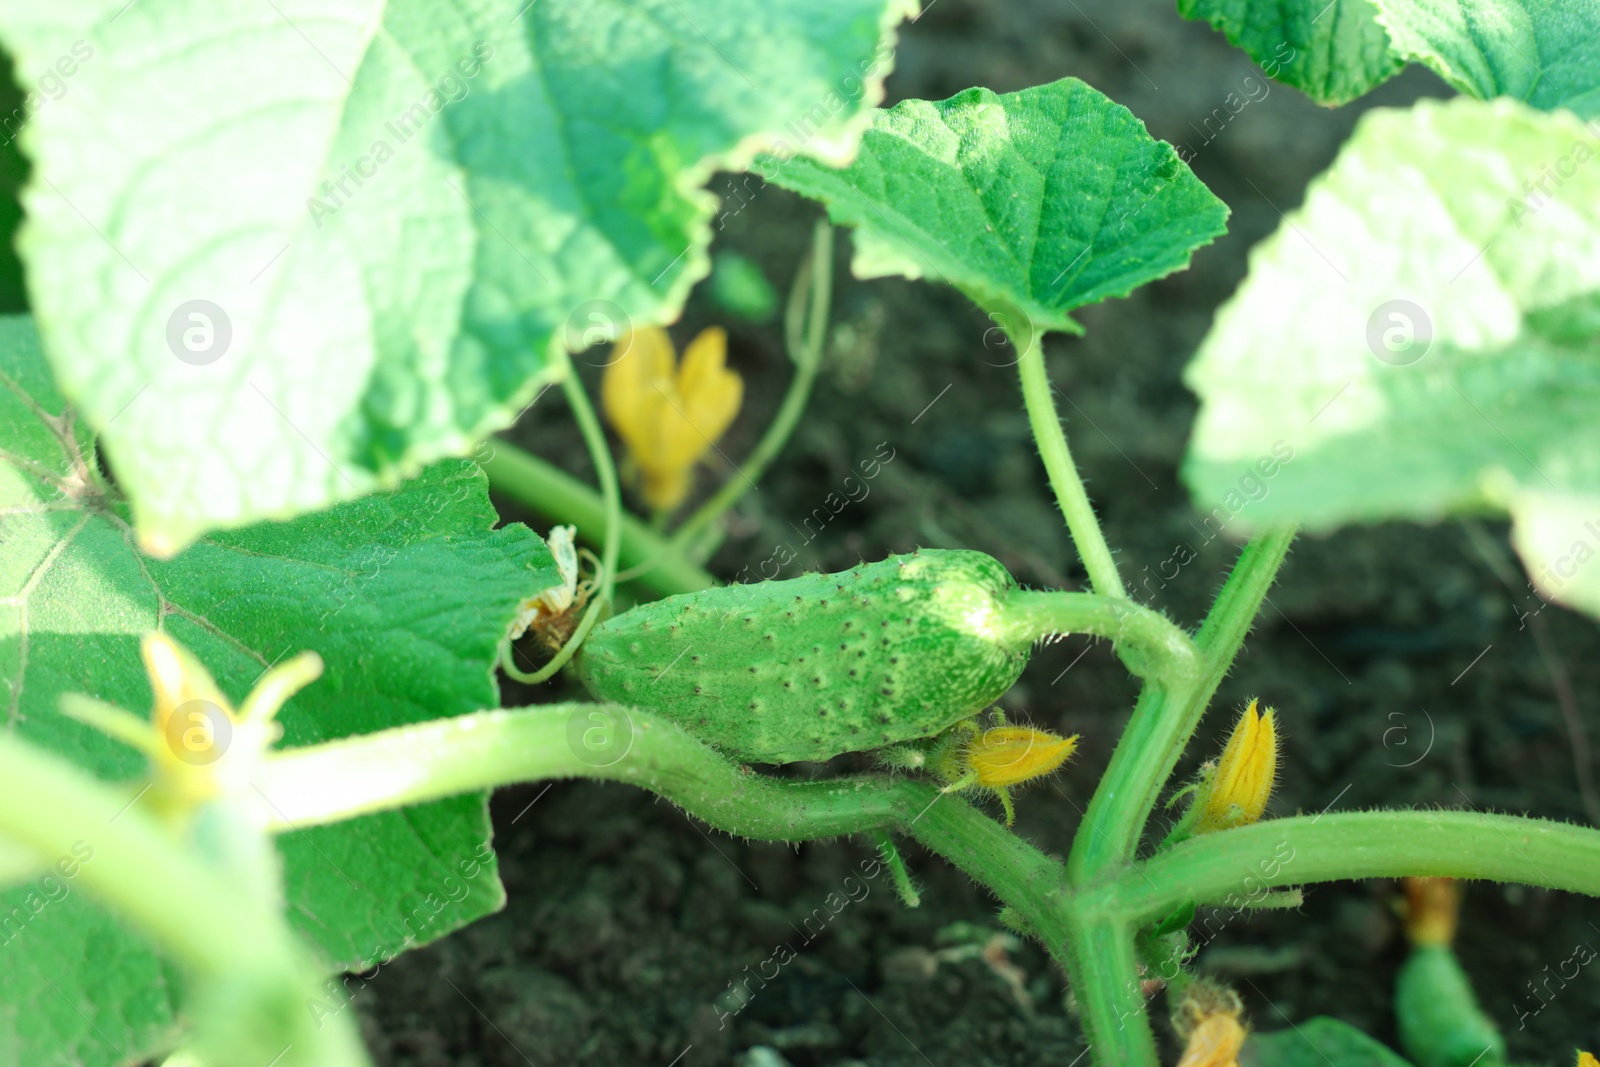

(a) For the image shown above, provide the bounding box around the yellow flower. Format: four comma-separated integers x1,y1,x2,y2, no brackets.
1195,698,1277,834
964,725,1078,789
1174,980,1247,1067
930,716,1078,826
1577,1052,1598,1067
60,634,322,812
1402,876,1460,947
600,325,743,513
1178,1012,1246,1067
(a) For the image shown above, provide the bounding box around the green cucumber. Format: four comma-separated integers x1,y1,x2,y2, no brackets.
1395,944,1506,1067
575,549,1030,763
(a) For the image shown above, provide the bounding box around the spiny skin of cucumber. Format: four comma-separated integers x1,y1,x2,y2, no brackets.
576,550,1029,764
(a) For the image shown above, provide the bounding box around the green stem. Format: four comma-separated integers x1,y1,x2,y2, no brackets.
872,831,921,907
254,703,1075,960
481,438,714,596
1067,529,1295,882
999,589,1200,683
1091,810,1600,925
1063,913,1160,1066
503,366,625,684
0,737,271,975
1016,335,1126,599
0,735,368,1066
669,221,833,554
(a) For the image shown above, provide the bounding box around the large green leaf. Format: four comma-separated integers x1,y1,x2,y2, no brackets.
1177,0,1404,106
1378,0,1600,117
0,315,556,1065
0,0,912,554
766,78,1230,337
1182,97,1600,617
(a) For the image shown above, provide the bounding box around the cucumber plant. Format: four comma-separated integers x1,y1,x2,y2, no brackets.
0,1,1597,1066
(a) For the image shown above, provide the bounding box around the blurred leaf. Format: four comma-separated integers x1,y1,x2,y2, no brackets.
1180,0,1600,114
0,314,556,1066
1245,1016,1416,1067
1177,0,1404,106
0,0,912,552
1378,0,1600,117
1182,97,1600,618
709,249,780,322
766,78,1229,338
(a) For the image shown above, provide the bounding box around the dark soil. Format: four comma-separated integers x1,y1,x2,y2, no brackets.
359,1,1600,1063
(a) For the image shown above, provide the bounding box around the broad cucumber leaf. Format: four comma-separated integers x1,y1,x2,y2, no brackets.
766,79,1229,337
1244,1016,1416,1067
0,0,913,554
0,315,557,1066
1181,0,1600,115
1377,0,1600,117
1182,97,1600,618
1177,0,1404,106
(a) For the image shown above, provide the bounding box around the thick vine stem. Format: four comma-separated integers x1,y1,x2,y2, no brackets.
1067,528,1295,882
998,589,1200,683
1091,810,1600,926
1063,913,1161,1066
255,704,1075,955
1015,334,1126,600
481,438,715,596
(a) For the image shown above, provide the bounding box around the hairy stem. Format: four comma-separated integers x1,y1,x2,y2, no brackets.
999,589,1200,683
1063,913,1161,1067
670,221,832,554
480,439,714,596
255,704,1075,963
1015,335,1126,600
1067,529,1294,882
1091,810,1600,925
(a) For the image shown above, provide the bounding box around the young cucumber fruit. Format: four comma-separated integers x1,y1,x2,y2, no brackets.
575,550,1031,763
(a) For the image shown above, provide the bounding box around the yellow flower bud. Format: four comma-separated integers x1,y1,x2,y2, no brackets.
1402,876,1460,947
600,325,743,513
1195,698,1277,834
964,725,1078,789
1173,980,1246,1067
1177,1012,1246,1067
929,717,1077,825
61,634,321,816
